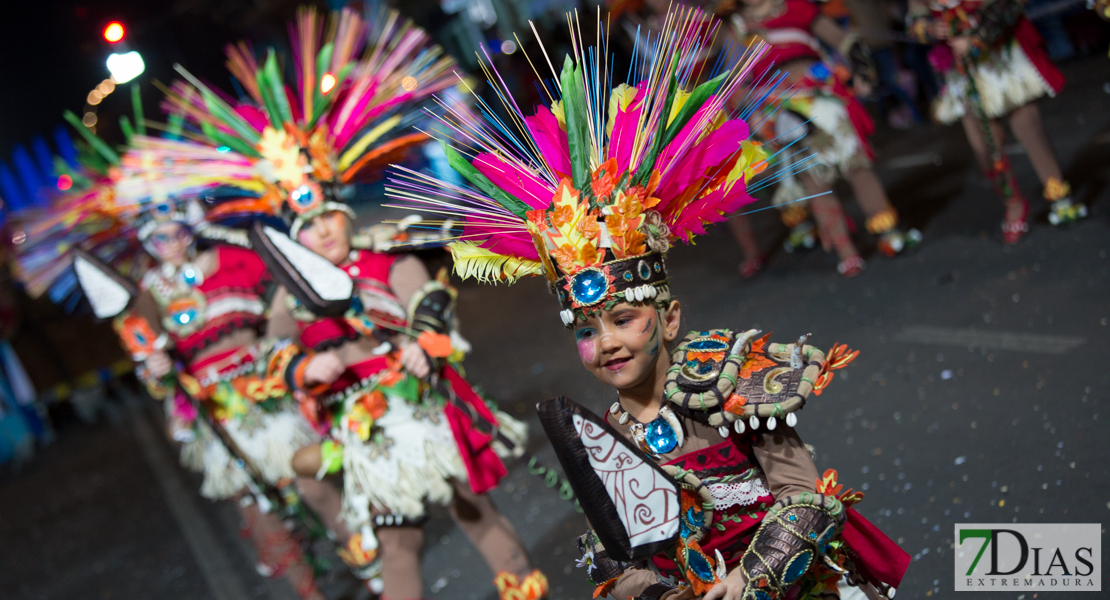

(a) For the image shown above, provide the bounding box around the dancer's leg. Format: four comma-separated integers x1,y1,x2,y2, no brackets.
726,215,764,278
1007,103,1063,184
961,113,1029,241
448,479,531,576
802,173,863,275
295,476,350,541
377,525,426,600
238,496,324,600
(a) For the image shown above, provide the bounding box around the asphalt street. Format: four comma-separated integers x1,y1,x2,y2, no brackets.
2,54,1109,600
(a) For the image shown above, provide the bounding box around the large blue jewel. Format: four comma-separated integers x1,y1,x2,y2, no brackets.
644,416,678,454
290,184,316,208
782,549,813,585
570,269,608,306
685,548,716,582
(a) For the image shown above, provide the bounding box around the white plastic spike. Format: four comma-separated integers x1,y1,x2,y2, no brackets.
786,413,798,427
749,416,760,430
718,426,729,438
360,524,379,550
74,256,132,319
610,402,621,414
767,417,777,430
714,549,728,580
734,419,746,434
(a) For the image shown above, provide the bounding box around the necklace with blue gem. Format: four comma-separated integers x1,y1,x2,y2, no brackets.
610,400,685,458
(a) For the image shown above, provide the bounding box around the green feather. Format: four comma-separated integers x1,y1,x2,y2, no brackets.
131,84,146,136
200,123,261,158
441,141,531,220
63,110,119,165
559,55,591,189
661,72,726,149
119,115,134,144
256,66,284,130
166,112,184,140
263,50,294,126
174,64,261,145
308,43,335,128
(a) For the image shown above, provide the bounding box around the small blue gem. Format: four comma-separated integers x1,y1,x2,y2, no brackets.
644,416,678,454
654,262,661,272
182,269,197,286
754,591,772,600
623,272,634,281
173,308,197,326
570,270,608,305
685,549,716,582
809,532,817,539
788,514,798,522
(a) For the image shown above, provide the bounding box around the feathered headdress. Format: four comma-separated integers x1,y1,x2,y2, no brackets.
160,5,458,238
387,7,771,326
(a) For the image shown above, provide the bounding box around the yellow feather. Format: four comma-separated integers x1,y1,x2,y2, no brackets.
338,115,403,172
449,241,544,283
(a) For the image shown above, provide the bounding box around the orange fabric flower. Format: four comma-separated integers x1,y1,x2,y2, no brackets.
724,394,748,414
738,334,776,379
358,390,389,420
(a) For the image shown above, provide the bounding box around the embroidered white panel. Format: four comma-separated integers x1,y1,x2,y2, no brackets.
74,256,131,319
264,226,353,301
572,414,678,546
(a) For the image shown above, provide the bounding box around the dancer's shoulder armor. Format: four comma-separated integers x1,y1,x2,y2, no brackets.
663,328,858,431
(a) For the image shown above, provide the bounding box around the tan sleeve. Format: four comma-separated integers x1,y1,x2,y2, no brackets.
264,286,301,340
388,254,431,309
752,427,820,499
133,290,165,337
607,568,665,599
810,14,851,49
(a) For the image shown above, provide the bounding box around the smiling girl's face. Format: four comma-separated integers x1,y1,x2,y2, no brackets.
573,300,682,391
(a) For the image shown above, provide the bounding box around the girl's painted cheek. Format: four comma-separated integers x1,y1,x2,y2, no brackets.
577,338,598,364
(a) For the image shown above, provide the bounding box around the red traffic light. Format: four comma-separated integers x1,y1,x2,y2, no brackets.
103,22,125,43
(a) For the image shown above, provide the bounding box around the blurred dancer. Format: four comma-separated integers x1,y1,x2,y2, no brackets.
720,0,920,278
907,0,1086,243
159,7,547,599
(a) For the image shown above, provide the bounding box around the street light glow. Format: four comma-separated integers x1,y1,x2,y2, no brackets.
103,22,125,43
106,51,145,84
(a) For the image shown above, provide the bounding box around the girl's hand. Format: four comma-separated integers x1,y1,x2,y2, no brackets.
702,568,748,600
303,351,345,386
146,351,173,378
400,341,432,379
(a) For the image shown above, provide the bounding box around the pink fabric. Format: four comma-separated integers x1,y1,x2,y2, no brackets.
842,508,911,589
609,83,645,174
442,366,507,495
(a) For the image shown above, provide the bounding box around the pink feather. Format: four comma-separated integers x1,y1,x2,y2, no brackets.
473,153,555,210
654,119,749,212
524,106,571,181
668,176,757,242
609,91,643,175
464,223,540,259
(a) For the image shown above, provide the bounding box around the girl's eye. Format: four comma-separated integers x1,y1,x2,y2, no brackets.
615,317,632,327
575,328,596,341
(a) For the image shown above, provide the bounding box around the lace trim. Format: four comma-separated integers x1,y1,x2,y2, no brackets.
708,477,772,509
